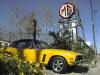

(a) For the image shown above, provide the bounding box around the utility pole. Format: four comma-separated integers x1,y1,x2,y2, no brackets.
33,19,37,40
9,32,11,42
90,0,97,65
20,30,22,39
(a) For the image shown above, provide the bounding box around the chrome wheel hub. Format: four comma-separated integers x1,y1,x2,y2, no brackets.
53,59,63,72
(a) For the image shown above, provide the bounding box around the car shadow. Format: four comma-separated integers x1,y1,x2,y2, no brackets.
65,65,89,74
46,65,89,74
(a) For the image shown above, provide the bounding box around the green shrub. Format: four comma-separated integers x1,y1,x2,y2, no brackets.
0,47,47,75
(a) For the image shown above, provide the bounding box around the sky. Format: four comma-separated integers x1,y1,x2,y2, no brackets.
0,0,100,53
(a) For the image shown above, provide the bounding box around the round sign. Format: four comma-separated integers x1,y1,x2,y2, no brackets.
59,3,75,19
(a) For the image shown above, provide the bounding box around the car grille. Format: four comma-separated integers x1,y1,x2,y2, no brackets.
75,55,83,61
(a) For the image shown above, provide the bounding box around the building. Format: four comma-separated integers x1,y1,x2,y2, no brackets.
86,41,91,46
59,18,78,42
0,40,11,47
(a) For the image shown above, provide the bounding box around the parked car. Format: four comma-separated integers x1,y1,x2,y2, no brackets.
1,39,85,73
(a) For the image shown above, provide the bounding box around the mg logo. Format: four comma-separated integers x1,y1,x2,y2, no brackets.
59,3,75,19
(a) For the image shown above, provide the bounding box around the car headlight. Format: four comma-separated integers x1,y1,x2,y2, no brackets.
75,55,84,61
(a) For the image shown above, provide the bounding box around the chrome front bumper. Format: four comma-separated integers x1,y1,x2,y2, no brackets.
71,59,87,63
75,59,87,63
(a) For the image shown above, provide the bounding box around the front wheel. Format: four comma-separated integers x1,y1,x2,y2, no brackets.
50,56,69,73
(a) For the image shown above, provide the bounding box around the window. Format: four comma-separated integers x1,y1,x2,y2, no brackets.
36,41,49,49
9,41,18,48
17,42,27,48
9,40,34,49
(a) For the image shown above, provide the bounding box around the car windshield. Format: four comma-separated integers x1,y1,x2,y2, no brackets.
36,41,49,49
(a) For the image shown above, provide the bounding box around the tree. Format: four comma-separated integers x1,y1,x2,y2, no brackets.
9,6,38,40
49,30,72,50
36,0,59,42
0,27,3,40
0,27,8,41
18,11,37,39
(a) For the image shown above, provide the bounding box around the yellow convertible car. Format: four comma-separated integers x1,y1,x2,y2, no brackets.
1,39,85,73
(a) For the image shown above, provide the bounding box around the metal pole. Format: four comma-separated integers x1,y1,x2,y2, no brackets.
33,19,37,40
74,0,86,42
20,30,21,39
9,32,11,42
90,0,97,66
90,0,96,54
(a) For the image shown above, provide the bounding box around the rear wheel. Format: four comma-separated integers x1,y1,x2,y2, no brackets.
50,56,68,73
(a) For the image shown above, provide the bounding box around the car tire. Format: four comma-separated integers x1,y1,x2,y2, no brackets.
50,56,68,73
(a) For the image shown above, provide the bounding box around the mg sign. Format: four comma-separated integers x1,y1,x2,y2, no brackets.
59,3,75,19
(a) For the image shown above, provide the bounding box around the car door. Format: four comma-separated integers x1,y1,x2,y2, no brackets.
22,40,37,63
